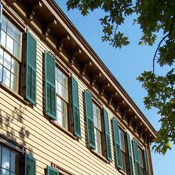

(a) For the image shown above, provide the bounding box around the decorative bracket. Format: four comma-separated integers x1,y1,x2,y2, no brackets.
70,49,82,65
81,61,92,76
58,35,71,51
28,1,43,22
91,72,102,87
44,19,57,37
100,83,110,96
115,105,120,112
128,118,133,127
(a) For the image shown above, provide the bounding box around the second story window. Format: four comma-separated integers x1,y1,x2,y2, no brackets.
55,67,69,130
0,15,22,92
119,129,127,173
45,52,81,138
93,102,102,155
139,147,145,175
133,139,149,175
84,91,112,160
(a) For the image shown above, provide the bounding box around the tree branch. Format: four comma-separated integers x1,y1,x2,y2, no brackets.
153,14,175,74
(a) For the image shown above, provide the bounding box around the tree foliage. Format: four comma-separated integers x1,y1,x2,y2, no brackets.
66,0,175,154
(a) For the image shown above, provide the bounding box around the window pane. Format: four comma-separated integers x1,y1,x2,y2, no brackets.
97,117,101,131
94,129,102,154
2,148,10,170
63,115,68,130
63,74,68,88
7,22,14,39
11,74,18,92
56,96,61,111
3,68,10,87
122,152,127,172
2,16,7,31
56,68,62,83
10,152,16,173
63,86,68,101
13,42,21,60
57,110,63,126
14,29,21,44
62,100,67,116
11,59,19,76
2,169,10,175
0,48,3,64
4,52,11,70
6,35,14,53
1,30,6,47
93,114,97,128
0,146,1,165
0,65,2,81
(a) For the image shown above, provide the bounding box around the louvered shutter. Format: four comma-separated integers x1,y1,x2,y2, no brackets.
25,153,36,175
144,150,149,175
47,166,59,175
103,108,112,161
126,132,134,175
133,139,141,175
84,90,95,149
112,118,123,169
25,32,37,105
71,76,81,138
45,52,56,120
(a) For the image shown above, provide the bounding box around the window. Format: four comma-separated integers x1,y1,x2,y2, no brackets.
138,147,145,175
45,52,81,137
0,145,20,175
0,15,22,92
119,129,127,173
112,118,131,172
133,139,149,175
93,102,102,155
55,67,69,130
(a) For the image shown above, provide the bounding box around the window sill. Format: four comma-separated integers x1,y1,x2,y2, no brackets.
50,120,78,141
90,149,109,163
0,83,29,106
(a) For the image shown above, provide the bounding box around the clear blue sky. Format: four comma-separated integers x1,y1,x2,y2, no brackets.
56,1,175,175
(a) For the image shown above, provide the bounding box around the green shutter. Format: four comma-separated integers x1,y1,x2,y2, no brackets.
47,166,59,175
25,153,36,175
126,132,134,175
25,32,37,105
112,118,123,169
84,90,95,149
133,139,141,175
103,108,112,161
45,51,56,120
71,76,81,138
144,150,149,175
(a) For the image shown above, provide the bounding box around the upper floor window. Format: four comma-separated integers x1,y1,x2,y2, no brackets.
84,91,112,161
139,147,146,175
0,15,22,92
55,67,69,130
133,139,149,175
119,128,127,173
45,52,81,138
93,102,102,155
